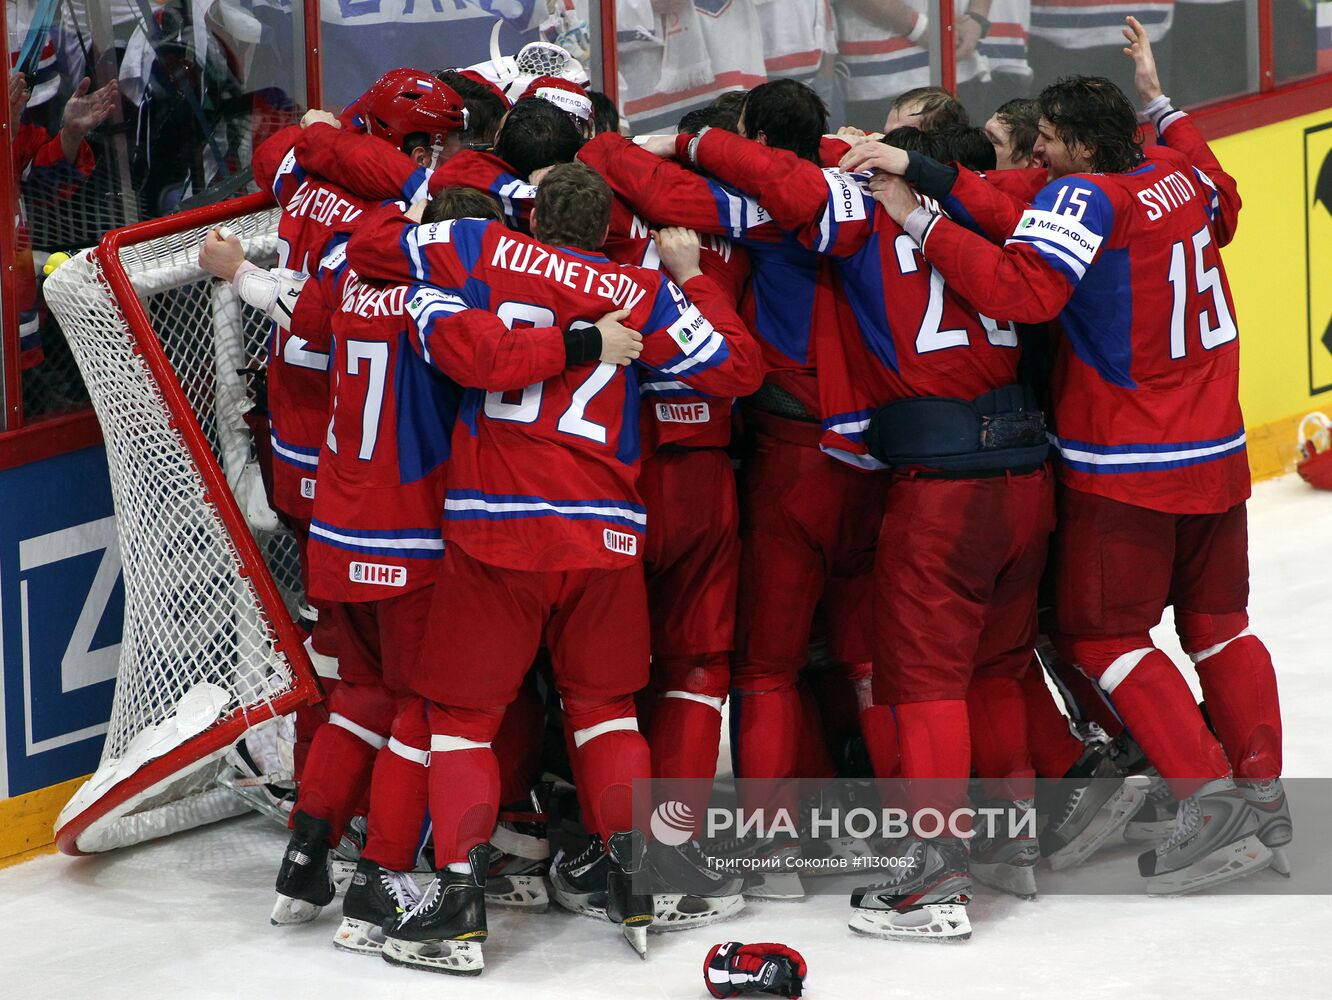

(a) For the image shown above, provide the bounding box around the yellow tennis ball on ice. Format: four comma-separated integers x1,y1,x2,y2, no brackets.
43,252,72,276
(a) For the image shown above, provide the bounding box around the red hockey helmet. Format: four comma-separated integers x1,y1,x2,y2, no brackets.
341,68,467,151
1297,412,1332,490
519,75,593,134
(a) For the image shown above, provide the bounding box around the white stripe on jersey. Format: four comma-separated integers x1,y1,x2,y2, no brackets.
445,496,649,526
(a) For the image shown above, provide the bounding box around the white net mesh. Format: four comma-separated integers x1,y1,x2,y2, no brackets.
42,205,317,853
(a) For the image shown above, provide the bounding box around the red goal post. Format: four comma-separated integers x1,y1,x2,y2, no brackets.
43,193,324,855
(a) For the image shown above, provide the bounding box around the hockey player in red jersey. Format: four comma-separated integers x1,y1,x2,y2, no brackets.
259,187,646,944
581,84,891,899
248,69,467,667
344,164,763,972
659,111,1057,939
292,96,584,233
854,17,1289,893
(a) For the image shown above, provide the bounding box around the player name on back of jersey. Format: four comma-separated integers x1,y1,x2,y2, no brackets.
490,235,650,312
340,273,408,319
1137,169,1200,221
285,177,363,229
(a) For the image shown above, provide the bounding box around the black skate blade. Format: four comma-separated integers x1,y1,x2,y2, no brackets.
621,922,649,959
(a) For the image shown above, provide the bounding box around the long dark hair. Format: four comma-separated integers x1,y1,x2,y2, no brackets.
1039,77,1143,174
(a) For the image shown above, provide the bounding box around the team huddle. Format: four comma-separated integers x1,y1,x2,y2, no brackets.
199,16,1290,978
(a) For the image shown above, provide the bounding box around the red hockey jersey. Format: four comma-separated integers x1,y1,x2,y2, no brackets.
346,205,764,571
294,123,536,231
599,195,751,454
579,131,850,420
252,126,377,521
915,112,1247,514
684,127,1023,469
296,239,569,602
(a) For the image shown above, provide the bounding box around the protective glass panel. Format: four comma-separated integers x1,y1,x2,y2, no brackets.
1273,0,1323,85
6,0,308,421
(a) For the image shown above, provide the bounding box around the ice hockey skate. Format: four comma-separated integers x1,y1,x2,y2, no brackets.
486,815,551,911
550,832,655,958
849,837,972,942
329,816,369,894
1038,740,1149,870
646,839,745,930
1123,774,1179,843
333,858,423,955
705,833,805,901
271,811,336,924
969,799,1039,899
1239,777,1293,876
1139,779,1272,895
381,844,488,975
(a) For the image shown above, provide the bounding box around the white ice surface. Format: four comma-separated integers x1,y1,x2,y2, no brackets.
3,475,1331,999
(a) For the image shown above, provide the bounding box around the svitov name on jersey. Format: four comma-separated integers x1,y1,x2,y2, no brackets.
1136,169,1199,221
490,236,648,312
349,561,408,587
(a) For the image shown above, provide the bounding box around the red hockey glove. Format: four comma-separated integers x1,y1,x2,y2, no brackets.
704,941,807,998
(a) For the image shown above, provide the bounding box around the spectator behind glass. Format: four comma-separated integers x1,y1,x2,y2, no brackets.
884,86,969,131
985,97,1040,169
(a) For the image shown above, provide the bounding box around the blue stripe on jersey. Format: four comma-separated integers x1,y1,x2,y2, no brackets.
1031,10,1169,29
444,489,647,531
749,242,822,364
845,51,930,77
837,234,902,374
271,430,320,470
643,279,688,336
273,148,306,202
450,219,489,274
401,224,428,283
402,166,432,204
309,519,444,558
1053,428,1246,474
1056,245,1136,389
940,192,987,239
395,334,460,483
618,366,642,466
823,408,875,442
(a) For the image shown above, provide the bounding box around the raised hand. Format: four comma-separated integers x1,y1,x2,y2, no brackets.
839,140,909,176
1121,15,1164,103
62,77,119,140
9,72,31,121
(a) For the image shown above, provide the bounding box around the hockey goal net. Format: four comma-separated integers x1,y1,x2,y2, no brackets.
42,192,323,855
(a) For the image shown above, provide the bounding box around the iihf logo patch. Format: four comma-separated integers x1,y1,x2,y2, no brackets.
349,561,407,587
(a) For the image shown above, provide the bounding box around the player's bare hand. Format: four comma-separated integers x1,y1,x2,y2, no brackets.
199,227,246,282
835,130,885,150
654,227,703,282
1121,16,1164,104
840,140,909,176
595,309,643,365
9,72,30,120
635,133,678,158
956,15,983,60
529,165,555,186
869,173,920,226
405,199,428,222
301,108,341,129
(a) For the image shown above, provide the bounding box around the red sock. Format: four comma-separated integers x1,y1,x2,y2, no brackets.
1020,657,1083,778
967,675,1035,801
428,704,503,867
859,703,901,779
1191,634,1282,780
362,699,430,871
1065,640,1230,799
896,699,971,823
650,689,723,833
295,720,378,843
572,729,651,840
